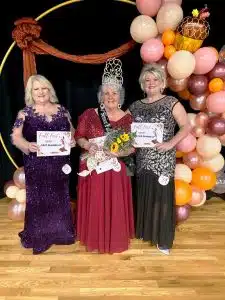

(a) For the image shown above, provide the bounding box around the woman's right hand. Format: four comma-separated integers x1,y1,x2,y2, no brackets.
28,142,39,153
88,143,99,155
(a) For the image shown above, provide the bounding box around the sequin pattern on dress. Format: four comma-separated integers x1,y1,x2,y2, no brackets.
129,96,178,178
12,105,75,254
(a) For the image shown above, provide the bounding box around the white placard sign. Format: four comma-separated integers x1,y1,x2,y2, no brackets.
89,136,106,148
37,131,71,157
131,122,164,148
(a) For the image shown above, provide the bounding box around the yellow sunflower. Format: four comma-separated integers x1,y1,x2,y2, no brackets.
116,138,122,144
120,133,130,142
110,142,119,153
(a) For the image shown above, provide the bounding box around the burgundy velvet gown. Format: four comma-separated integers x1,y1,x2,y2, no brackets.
75,108,134,253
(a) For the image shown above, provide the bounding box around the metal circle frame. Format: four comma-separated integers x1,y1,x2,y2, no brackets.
0,0,136,169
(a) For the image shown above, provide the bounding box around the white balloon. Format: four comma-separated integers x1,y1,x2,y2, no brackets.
201,154,225,173
167,50,196,79
130,15,158,43
156,3,183,33
175,163,192,183
15,189,26,203
161,0,182,5
6,185,19,199
196,135,222,159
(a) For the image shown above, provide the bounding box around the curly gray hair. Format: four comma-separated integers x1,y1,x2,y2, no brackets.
97,84,125,106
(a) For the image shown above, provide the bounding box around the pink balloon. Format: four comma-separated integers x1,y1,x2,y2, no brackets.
13,167,25,189
140,38,164,63
206,91,225,114
136,0,162,17
189,186,205,206
176,204,190,225
162,0,182,5
176,134,197,153
194,47,218,75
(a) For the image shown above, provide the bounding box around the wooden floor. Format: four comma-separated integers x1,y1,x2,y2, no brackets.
0,198,225,300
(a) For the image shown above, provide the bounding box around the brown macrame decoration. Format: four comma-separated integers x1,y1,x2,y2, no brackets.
12,17,136,86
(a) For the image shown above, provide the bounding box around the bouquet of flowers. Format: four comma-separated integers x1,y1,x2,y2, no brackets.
103,128,136,155
103,128,136,175
78,129,136,177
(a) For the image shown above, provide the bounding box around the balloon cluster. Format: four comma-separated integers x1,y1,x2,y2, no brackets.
130,0,225,225
3,167,26,221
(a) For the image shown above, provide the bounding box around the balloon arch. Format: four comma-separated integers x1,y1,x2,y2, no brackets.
2,0,225,222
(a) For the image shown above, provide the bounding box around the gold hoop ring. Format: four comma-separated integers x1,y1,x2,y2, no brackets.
0,0,136,169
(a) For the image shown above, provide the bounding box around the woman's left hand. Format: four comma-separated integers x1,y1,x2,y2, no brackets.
155,141,175,152
70,138,76,148
109,147,135,157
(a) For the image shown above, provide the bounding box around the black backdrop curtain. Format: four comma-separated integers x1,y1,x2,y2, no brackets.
1,0,225,198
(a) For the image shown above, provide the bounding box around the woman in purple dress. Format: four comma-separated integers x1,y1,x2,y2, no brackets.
11,74,75,254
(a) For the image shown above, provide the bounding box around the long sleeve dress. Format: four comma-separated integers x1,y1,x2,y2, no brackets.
75,108,134,253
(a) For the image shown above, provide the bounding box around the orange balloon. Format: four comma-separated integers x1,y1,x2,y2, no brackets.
177,89,191,100
208,78,224,93
191,167,216,190
176,151,184,158
175,180,192,206
164,45,176,60
162,29,175,46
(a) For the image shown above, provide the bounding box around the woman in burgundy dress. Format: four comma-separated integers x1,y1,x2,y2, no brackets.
75,58,135,253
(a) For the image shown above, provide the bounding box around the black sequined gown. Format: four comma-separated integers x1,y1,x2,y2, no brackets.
129,96,178,249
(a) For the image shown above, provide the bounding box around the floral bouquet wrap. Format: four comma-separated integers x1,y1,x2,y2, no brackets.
103,128,136,154
103,128,136,175
78,129,136,177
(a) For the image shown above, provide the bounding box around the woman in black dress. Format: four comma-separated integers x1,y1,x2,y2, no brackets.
129,63,190,255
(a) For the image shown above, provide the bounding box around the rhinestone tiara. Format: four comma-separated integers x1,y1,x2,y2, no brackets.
102,58,123,88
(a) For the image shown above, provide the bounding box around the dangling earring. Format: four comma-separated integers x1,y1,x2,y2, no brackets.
143,91,146,98
100,102,105,109
160,87,164,94
118,104,121,109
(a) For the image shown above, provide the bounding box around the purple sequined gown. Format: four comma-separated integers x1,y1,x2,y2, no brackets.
13,105,75,254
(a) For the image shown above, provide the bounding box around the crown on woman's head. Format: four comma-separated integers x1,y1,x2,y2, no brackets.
102,58,123,88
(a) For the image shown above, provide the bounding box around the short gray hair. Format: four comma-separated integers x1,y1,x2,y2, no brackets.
97,84,125,106
139,63,167,91
25,74,58,106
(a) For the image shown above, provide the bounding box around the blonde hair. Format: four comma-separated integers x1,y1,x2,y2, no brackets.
25,74,58,106
139,63,166,92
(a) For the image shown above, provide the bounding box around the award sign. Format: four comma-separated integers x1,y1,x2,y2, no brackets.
131,122,164,148
37,131,71,157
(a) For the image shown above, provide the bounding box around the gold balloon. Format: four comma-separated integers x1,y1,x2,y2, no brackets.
189,93,208,111
192,126,205,138
167,77,189,92
174,32,203,53
195,112,209,128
